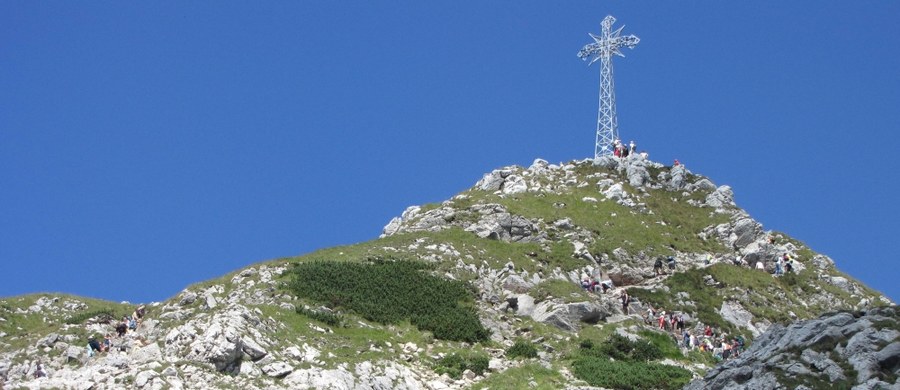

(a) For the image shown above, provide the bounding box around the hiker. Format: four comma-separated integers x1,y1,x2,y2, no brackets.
133,305,146,326
654,257,664,275
102,334,112,351
128,316,137,330
600,280,613,294
658,311,667,330
666,256,677,271
683,331,691,348
620,291,630,314
775,256,784,276
33,360,46,378
580,276,591,290
704,325,712,337
785,258,794,273
115,318,128,337
755,260,765,271
629,140,636,154
676,313,685,331
88,337,103,355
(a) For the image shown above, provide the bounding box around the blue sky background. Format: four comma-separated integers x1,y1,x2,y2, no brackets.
2,2,898,303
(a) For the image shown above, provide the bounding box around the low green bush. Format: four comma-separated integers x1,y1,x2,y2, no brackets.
506,339,538,359
295,307,342,327
435,352,490,379
571,357,692,390
580,334,662,362
287,259,489,342
571,332,691,390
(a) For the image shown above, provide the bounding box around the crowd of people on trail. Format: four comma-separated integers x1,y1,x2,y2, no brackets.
86,305,146,358
644,305,746,362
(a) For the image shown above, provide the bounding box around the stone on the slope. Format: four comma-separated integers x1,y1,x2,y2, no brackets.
531,301,606,331
131,342,163,365
719,301,767,336
593,155,619,169
241,337,268,360
37,333,59,348
135,370,159,388
602,183,627,202
186,321,243,372
732,217,764,248
476,169,508,192
502,275,533,294
66,345,84,362
501,175,527,194
623,158,650,187
706,185,735,209
262,361,293,377
694,178,717,192
465,213,543,243
668,164,687,190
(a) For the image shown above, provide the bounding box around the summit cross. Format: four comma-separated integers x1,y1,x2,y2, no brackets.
578,15,639,159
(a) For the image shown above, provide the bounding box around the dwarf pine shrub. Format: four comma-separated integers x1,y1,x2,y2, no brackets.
506,339,538,359
287,259,489,343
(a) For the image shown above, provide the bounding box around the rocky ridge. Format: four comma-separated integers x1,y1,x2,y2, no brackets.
1,155,894,389
685,307,900,390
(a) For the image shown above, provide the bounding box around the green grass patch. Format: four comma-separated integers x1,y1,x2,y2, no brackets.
471,363,565,390
532,279,592,303
287,259,489,343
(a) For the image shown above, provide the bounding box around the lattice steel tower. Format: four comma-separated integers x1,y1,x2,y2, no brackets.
578,15,639,158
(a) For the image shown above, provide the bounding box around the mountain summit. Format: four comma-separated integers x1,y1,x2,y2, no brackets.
1,155,895,389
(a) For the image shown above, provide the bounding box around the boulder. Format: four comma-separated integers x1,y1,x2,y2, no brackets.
531,301,606,331
668,165,687,190
131,342,163,365
241,337,268,361
262,361,293,378
135,370,158,388
592,155,619,169
706,185,735,209
501,175,527,195
476,170,507,192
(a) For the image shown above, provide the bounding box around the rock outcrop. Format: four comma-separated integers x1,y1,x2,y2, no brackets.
685,307,900,390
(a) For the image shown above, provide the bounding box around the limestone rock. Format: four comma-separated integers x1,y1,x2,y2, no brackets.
706,185,735,209
262,361,293,377
531,300,607,331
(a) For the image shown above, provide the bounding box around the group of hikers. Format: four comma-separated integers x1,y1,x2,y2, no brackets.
645,305,745,362
653,256,678,275
612,139,649,159
86,305,146,357
732,252,796,277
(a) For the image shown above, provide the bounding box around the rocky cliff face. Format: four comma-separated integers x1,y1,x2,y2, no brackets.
685,307,900,390
1,155,893,389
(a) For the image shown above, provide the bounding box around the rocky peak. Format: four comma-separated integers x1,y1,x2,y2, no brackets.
1,156,894,390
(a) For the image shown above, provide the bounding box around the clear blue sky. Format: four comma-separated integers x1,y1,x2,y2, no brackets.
2,2,898,303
